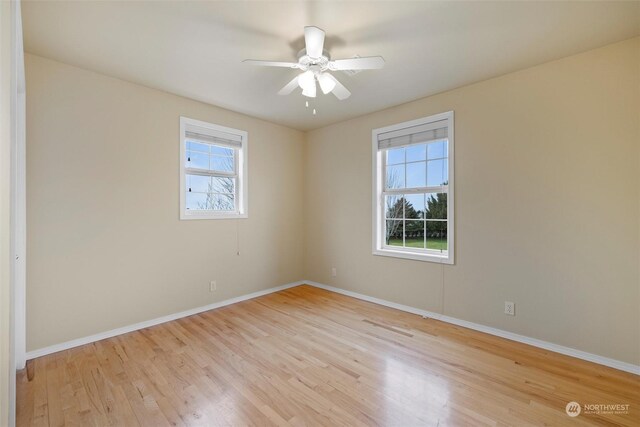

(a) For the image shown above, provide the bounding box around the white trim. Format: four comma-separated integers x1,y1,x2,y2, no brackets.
25,280,640,375
26,281,304,360
372,111,454,264
304,281,640,375
372,248,450,263
179,116,248,220
5,1,25,426
23,278,640,376
12,0,25,373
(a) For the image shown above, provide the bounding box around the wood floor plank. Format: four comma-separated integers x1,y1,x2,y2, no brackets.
17,285,640,426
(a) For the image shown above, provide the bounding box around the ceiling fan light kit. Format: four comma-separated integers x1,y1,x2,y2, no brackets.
301,83,317,98
298,70,316,97
244,26,385,101
317,73,336,95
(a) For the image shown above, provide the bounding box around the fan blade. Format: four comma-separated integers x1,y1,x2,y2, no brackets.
329,56,385,70
243,59,299,68
278,75,300,95
304,26,325,58
324,74,350,100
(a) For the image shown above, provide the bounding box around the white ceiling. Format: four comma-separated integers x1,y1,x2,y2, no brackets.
22,1,640,131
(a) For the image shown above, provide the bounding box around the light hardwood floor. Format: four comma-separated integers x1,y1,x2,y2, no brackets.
17,285,640,426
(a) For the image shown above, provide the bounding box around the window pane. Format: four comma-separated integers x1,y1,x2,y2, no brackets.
211,155,234,172
212,193,235,211
187,141,209,153
186,192,208,210
426,221,447,252
386,147,405,165
186,151,209,170
211,177,235,194
406,161,426,188
385,195,403,218
406,144,426,162
405,220,425,249
186,174,210,193
210,144,234,157
405,193,425,218
386,164,405,189
427,159,448,186
427,140,447,160
386,220,403,247
425,193,447,219
186,193,235,211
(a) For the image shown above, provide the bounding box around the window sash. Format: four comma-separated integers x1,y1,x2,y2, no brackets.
382,141,449,191
379,190,449,254
185,168,238,214
185,144,238,176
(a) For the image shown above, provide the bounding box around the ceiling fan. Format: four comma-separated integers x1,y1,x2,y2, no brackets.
243,26,384,100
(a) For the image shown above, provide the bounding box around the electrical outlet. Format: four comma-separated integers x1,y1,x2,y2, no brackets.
504,301,515,316
210,281,217,292
331,267,337,277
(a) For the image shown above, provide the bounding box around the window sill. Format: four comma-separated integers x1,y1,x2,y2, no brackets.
373,248,453,264
180,212,248,220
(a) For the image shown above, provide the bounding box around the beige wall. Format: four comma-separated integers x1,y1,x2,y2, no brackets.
25,54,306,351
26,38,639,366
304,37,640,365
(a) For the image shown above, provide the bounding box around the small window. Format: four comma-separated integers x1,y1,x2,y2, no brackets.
372,112,454,263
179,117,248,220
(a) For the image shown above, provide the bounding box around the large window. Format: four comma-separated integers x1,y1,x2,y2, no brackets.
372,112,454,263
179,117,248,220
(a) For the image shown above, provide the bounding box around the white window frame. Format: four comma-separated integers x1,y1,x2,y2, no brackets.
179,116,248,220
372,111,454,264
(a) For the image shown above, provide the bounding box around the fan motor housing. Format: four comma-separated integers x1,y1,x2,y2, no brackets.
297,49,331,70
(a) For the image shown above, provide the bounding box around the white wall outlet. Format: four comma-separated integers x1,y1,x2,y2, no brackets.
331,267,337,277
210,280,217,292
504,301,515,316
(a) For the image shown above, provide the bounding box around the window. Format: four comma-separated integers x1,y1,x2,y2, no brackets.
372,111,454,263
179,117,248,220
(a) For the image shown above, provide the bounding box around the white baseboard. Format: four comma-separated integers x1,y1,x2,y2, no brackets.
25,281,305,361
305,281,640,375
26,279,640,376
